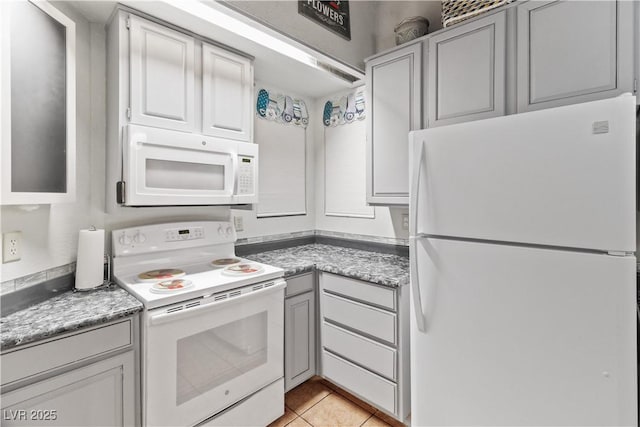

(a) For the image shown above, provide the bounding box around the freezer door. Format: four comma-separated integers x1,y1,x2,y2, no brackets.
410,237,637,426
409,95,636,252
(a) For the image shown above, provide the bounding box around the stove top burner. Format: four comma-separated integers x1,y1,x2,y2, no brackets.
137,268,186,282
149,279,194,294
222,263,264,276
211,258,241,266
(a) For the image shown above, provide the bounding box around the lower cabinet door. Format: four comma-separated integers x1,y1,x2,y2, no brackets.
1,351,135,427
284,291,316,391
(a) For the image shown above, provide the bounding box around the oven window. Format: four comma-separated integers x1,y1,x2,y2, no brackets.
176,311,268,405
145,159,225,190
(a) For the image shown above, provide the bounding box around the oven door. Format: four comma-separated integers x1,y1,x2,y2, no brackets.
123,125,257,206
143,280,285,427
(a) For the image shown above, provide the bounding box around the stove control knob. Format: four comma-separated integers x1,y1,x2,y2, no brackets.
218,226,224,236
119,233,132,245
133,232,146,244
225,226,232,236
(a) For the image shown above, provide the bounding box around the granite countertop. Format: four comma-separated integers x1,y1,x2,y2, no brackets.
1,243,406,351
1,286,143,351
245,243,409,288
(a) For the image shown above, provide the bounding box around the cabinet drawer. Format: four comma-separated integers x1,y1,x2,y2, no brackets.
321,273,396,311
285,273,314,297
323,322,396,381
322,350,396,415
322,292,396,345
2,319,133,385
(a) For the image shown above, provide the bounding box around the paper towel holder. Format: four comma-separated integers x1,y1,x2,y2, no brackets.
74,226,108,292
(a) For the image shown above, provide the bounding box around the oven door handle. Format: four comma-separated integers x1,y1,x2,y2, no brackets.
148,280,286,326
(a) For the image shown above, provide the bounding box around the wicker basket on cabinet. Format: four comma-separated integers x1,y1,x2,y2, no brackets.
441,0,515,27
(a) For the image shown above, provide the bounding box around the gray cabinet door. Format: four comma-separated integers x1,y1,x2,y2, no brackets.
1,352,135,427
428,11,506,127
366,42,422,206
516,0,635,112
284,290,316,391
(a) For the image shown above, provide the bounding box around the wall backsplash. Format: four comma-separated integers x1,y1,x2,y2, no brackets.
1,262,76,296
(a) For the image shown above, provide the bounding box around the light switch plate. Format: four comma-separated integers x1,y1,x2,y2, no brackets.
234,216,244,232
3,231,22,263
401,214,409,231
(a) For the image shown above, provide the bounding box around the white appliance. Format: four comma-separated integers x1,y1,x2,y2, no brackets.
118,125,258,206
409,95,637,426
112,221,284,427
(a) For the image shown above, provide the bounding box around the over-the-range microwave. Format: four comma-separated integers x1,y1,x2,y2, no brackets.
117,124,258,206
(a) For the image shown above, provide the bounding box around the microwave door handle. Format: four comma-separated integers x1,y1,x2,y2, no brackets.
148,281,286,326
232,155,239,197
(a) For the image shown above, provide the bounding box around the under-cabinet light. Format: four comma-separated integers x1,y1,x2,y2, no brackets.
170,0,319,68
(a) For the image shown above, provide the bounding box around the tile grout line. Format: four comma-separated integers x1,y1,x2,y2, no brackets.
359,413,376,427
297,389,335,423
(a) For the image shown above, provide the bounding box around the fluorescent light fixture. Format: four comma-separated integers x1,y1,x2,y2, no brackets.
169,0,319,68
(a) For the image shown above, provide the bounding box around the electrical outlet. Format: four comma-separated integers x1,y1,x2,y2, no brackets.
3,231,22,263
401,214,409,231
234,216,244,232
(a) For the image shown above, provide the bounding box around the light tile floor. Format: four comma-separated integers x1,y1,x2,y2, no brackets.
269,377,406,427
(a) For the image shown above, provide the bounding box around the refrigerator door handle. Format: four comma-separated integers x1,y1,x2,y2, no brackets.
410,236,427,332
410,139,424,236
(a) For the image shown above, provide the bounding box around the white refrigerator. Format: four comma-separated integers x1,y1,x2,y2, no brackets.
409,95,637,426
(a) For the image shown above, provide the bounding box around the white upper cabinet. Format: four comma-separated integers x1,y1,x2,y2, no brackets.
366,42,422,205
428,11,506,127
516,0,635,112
202,43,253,142
129,15,196,132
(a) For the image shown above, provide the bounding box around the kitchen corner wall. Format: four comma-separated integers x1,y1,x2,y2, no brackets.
313,90,409,242
232,82,316,241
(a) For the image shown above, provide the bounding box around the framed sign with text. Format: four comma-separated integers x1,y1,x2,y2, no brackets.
298,0,351,40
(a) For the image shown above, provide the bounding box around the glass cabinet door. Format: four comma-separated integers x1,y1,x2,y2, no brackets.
1,1,76,204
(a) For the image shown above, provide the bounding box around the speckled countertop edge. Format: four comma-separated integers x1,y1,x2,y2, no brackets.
245,243,409,288
2,243,407,351
1,286,143,351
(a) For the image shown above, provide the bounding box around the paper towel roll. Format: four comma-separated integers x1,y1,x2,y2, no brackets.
75,228,105,290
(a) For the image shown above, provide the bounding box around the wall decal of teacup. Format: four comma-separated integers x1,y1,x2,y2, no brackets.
256,89,269,117
299,100,309,125
355,91,365,119
282,95,294,123
323,100,333,126
344,92,356,123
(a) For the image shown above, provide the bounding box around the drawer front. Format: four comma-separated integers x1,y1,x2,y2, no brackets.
322,350,396,415
2,319,133,386
285,273,314,297
323,322,396,381
322,273,396,311
322,292,396,345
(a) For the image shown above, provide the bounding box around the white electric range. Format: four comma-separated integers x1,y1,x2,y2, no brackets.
112,221,285,427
